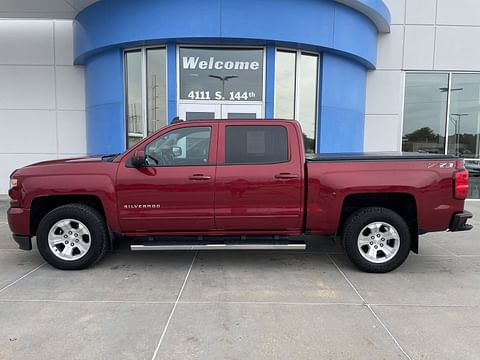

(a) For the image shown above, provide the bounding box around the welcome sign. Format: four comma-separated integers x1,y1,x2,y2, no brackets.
179,48,264,101
182,56,261,71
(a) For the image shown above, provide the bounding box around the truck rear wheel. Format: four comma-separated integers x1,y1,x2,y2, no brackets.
342,207,411,273
37,204,108,270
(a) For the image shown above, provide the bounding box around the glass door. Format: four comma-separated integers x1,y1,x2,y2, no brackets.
178,103,221,121
221,104,262,119
179,103,262,120
177,46,265,122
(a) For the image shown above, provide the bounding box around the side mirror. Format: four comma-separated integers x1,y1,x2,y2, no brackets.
172,146,182,157
131,150,146,167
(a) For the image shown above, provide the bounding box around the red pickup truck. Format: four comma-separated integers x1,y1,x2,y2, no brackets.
7,120,472,272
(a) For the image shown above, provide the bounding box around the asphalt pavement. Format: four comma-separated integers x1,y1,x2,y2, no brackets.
0,197,479,359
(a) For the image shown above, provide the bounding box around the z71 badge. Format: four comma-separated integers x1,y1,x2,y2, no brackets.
428,162,455,169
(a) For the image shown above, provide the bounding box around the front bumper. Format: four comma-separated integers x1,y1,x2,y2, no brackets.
7,207,32,250
7,207,30,235
449,211,473,232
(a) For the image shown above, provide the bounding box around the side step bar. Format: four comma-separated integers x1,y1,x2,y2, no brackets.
131,243,306,251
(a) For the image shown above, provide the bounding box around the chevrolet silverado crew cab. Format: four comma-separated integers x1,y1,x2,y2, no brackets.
7,120,473,272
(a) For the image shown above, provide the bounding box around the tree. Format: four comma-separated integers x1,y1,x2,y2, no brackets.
404,127,439,143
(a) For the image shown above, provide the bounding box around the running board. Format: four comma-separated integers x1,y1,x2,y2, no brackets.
130,243,306,251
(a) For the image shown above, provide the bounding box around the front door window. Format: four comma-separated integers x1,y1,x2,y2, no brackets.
145,126,211,166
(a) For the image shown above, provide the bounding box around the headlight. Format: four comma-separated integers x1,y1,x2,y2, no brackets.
9,178,18,189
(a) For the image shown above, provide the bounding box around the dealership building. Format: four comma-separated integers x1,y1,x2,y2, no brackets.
0,0,479,198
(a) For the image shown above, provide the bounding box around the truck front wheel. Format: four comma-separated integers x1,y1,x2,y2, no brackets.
342,207,411,273
37,204,108,270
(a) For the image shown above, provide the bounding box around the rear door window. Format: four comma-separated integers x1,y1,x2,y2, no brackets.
225,125,288,164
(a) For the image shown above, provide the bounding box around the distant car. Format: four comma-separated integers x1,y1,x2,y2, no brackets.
465,160,480,177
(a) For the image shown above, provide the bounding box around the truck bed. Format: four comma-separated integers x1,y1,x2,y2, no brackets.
306,152,457,162
304,153,464,236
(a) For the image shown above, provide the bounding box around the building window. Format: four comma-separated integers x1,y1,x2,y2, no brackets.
402,72,480,199
275,50,319,153
125,51,143,148
125,48,167,148
447,74,480,159
402,73,448,154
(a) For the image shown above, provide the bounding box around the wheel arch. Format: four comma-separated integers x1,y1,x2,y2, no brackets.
30,195,107,236
338,192,419,253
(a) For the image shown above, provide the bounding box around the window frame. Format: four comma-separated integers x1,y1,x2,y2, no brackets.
274,48,320,153
401,71,480,159
143,125,214,168
400,72,449,155
176,45,266,114
223,124,291,165
124,46,168,149
401,71,480,201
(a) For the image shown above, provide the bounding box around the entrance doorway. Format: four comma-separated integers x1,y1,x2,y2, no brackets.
178,103,262,121
177,47,265,122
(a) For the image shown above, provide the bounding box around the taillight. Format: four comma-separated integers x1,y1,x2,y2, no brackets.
454,169,469,200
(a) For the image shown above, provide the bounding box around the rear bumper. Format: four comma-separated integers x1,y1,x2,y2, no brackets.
12,235,32,250
449,211,473,232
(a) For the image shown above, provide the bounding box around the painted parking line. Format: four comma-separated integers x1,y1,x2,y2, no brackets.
2,298,479,308
0,298,174,305
0,263,45,295
178,300,363,306
328,255,413,360
369,303,480,308
151,252,198,360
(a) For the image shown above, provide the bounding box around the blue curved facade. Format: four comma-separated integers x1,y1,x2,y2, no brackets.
74,0,390,155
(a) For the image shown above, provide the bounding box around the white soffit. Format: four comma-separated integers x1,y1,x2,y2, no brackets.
0,0,99,19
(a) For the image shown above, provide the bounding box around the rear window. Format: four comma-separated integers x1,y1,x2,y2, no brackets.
225,125,289,164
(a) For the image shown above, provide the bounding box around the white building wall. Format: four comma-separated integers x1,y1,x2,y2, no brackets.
0,19,86,194
364,0,480,151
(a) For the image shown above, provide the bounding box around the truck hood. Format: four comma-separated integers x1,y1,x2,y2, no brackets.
25,156,105,167
11,155,118,178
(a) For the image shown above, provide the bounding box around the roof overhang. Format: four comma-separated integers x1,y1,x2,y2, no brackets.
335,0,391,32
0,0,390,33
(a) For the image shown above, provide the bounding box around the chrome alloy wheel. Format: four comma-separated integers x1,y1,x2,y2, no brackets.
47,219,92,261
357,221,400,264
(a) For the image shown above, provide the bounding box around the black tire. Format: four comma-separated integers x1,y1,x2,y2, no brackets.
37,204,108,270
342,207,411,273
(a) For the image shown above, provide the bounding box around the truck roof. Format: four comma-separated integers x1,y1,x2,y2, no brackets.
174,118,298,123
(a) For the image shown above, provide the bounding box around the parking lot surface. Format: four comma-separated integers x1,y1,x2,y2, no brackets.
0,197,479,359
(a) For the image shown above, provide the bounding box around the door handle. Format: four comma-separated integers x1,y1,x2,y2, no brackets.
274,173,298,179
189,174,212,181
